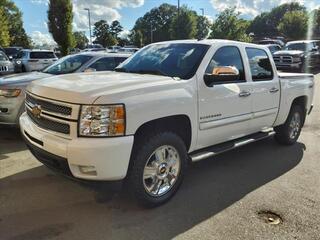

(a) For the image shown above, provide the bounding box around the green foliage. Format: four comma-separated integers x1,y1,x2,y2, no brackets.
170,6,197,39
196,15,211,39
73,31,88,49
278,11,308,40
110,20,123,38
130,30,143,48
249,2,306,37
93,20,117,47
0,0,31,48
309,8,320,38
131,3,177,45
48,0,74,56
0,7,10,47
209,8,252,42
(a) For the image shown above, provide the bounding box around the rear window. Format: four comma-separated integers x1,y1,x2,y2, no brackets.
30,52,56,59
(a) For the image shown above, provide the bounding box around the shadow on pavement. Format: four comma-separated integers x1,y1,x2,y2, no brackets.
0,126,26,157
0,137,305,240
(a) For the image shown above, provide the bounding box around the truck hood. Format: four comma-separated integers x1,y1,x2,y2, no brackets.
0,72,51,86
27,71,178,104
273,50,304,56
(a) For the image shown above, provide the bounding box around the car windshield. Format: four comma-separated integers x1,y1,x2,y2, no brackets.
42,54,93,75
285,43,314,52
115,43,210,79
4,48,20,55
0,51,8,61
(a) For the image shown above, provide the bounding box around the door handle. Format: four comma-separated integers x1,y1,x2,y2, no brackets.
239,91,251,97
269,87,279,93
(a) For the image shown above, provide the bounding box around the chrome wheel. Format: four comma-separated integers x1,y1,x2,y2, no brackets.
289,112,301,139
143,145,181,197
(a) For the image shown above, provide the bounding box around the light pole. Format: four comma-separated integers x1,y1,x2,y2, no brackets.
200,8,204,16
84,8,92,45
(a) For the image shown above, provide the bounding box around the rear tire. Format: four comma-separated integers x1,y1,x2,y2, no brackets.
274,105,304,145
126,131,188,207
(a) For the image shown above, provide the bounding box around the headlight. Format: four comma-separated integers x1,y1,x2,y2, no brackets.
16,60,21,64
0,89,21,98
79,104,125,137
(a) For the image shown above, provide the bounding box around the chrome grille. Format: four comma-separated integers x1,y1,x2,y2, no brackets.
26,108,70,134
26,93,72,116
273,55,293,64
0,66,9,72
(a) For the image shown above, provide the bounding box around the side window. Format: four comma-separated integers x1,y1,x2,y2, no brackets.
205,46,246,86
246,48,273,81
89,57,115,71
114,57,127,67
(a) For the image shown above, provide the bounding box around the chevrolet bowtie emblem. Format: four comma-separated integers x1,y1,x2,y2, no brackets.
31,105,42,118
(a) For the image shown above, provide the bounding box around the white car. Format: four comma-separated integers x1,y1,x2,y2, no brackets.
20,40,314,207
15,49,58,72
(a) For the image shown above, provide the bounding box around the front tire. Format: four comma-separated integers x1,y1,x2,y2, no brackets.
274,105,304,145
127,132,188,207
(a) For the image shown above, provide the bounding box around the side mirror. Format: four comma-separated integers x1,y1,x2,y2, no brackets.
311,47,318,52
8,56,13,61
204,66,240,86
84,68,97,73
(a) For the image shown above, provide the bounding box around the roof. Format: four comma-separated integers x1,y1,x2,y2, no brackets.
286,40,320,44
72,51,132,58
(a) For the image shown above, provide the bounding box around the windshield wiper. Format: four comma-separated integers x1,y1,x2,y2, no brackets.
130,69,169,77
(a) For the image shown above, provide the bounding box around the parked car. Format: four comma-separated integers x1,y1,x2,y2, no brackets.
19,40,314,207
0,51,15,75
264,44,282,54
258,39,285,47
3,47,23,60
273,40,320,72
14,49,58,72
0,52,131,126
118,47,139,53
107,45,122,53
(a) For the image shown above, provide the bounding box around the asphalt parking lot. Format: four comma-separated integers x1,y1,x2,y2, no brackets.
0,75,319,240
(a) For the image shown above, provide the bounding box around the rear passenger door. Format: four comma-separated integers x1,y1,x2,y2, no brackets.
245,48,280,131
197,45,253,149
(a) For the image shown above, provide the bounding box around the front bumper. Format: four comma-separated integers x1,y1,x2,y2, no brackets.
20,112,134,181
0,95,24,125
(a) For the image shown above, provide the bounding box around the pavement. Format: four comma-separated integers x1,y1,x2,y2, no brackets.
0,75,320,240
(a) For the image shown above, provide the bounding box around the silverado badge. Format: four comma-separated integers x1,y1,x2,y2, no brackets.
31,105,42,118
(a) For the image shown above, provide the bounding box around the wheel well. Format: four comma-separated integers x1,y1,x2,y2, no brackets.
134,115,192,151
292,96,308,125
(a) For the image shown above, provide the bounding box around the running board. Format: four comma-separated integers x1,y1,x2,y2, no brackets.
190,130,275,162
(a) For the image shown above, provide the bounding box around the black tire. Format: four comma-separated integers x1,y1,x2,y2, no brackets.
274,105,304,145
126,131,188,207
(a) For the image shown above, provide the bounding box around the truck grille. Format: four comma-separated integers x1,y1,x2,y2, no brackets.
26,93,72,116
26,108,70,134
273,55,293,64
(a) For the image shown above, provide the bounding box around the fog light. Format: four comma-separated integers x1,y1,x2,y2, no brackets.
79,165,97,175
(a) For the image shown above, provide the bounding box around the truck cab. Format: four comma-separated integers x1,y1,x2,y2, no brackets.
20,40,314,207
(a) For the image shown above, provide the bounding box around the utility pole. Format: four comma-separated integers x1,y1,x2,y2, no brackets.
84,8,92,45
200,8,204,16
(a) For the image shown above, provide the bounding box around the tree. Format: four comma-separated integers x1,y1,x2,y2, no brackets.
309,8,320,39
248,2,306,37
47,0,74,56
277,11,308,40
93,20,117,47
131,3,177,45
130,30,143,48
73,31,88,49
0,0,31,48
0,7,10,47
110,20,123,39
170,6,197,39
196,15,211,39
210,8,252,42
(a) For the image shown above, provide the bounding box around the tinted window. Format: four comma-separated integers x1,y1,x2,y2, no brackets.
43,54,92,74
205,46,245,82
90,57,115,71
246,48,273,81
114,57,128,67
116,43,209,80
30,51,56,59
284,43,314,52
0,51,8,61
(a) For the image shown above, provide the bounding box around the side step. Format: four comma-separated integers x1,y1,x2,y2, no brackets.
190,130,275,162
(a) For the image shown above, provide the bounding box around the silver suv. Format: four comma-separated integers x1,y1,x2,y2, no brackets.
15,50,58,72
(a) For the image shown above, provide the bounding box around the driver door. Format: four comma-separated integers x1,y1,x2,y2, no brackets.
197,45,253,149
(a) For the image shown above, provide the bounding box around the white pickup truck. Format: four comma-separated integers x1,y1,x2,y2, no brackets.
20,40,315,207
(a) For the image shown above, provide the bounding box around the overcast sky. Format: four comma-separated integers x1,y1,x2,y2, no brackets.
13,0,320,46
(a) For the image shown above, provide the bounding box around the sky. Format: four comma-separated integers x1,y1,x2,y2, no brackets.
13,0,320,46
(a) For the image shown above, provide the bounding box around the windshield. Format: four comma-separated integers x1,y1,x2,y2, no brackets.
0,51,8,61
4,48,20,55
116,43,210,79
285,43,313,52
43,54,93,75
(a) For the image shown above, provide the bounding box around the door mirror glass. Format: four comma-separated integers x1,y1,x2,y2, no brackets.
204,66,240,86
